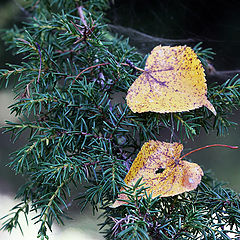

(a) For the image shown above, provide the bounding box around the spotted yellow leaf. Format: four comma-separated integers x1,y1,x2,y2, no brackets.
112,140,203,208
126,45,216,115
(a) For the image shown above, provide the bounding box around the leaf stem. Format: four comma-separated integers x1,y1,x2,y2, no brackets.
179,144,238,160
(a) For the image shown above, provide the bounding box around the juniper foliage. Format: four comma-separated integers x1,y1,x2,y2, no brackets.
0,1,240,239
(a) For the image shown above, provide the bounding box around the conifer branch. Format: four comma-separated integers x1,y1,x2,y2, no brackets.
0,1,239,239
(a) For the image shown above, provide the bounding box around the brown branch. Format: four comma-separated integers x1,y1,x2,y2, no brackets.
205,62,240,79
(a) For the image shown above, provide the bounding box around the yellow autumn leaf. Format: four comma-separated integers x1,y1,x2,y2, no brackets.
112,140,203,208
126,45,216,115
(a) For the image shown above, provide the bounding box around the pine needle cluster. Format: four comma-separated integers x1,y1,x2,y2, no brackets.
0,1,239,239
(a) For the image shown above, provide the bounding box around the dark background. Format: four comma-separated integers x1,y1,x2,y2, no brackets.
107,0,240,70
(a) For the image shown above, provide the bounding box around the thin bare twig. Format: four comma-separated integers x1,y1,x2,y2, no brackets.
35,42,42,84
72,62,144,85
179,144,238,160
77,6,87,27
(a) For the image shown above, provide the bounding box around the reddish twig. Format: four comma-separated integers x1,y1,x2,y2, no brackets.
83,160,100,166
72,62,144,85
179,144,238,160
31,0,40,10
72,62,111,84
70,20,84,35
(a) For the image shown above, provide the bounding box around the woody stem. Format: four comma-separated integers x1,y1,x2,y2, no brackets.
73,62,144,84
179,144,238,160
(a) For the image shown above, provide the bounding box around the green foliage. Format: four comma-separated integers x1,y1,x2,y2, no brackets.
0,0,239,239
101,174,240,239
193,42,215,67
